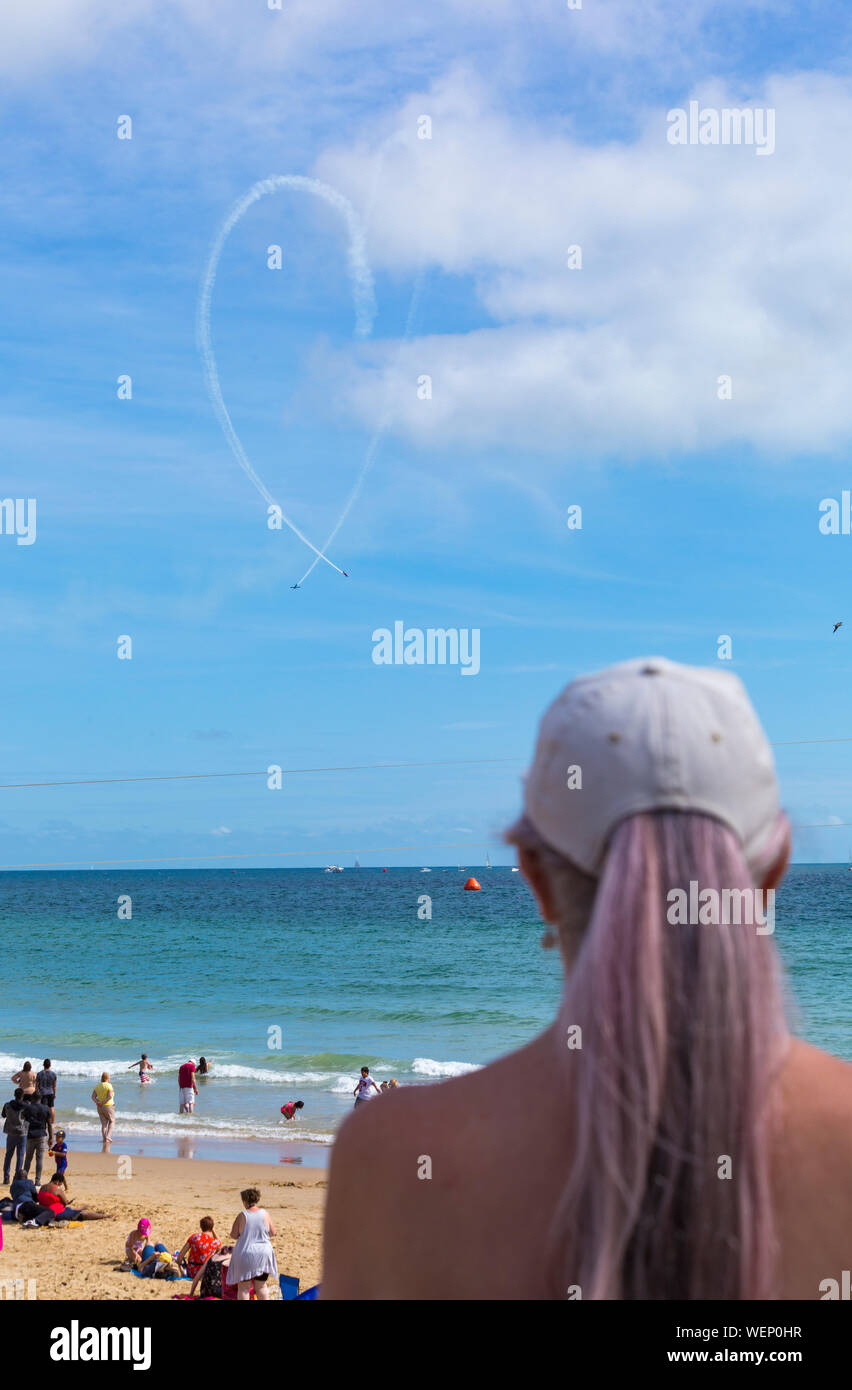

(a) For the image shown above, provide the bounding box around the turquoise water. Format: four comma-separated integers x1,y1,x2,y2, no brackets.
0,866,849,1166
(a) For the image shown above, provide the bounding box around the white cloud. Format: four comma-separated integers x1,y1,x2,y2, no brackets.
211,825,232,836
0,0,779,84
314,69,852,459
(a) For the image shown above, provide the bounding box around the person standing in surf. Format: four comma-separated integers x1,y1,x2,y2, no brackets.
178,1058,198,1114
128,1054,153,1085
353,1067,380,1108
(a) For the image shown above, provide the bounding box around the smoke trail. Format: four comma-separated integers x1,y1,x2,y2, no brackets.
197,176,377,577
292,263,428,588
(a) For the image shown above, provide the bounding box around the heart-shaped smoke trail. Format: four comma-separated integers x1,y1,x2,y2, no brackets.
197,175,377,579
291,262,428,589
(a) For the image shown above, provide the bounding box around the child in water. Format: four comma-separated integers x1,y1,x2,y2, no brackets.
280,1100,304,1121
128,1054,153,1085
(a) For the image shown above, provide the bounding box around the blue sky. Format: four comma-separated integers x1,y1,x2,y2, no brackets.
2,0,852,867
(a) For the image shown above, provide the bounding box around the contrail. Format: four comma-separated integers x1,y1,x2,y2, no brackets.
292,262,428,588
197,175,377,577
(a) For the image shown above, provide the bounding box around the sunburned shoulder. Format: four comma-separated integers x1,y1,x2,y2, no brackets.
331,1032,558,1183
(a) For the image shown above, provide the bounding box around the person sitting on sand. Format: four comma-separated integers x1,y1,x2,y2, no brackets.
226,1187,278,1301
190,1244,236,1299
280,1100,304,1120
9,1168,42,1223
323,657,852,1301
125,1217,152,1267
178,1216,220,1278
38,1173,110,1222
10,1062,36,1097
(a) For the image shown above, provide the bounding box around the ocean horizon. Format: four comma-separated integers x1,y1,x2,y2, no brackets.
2,864,849,1167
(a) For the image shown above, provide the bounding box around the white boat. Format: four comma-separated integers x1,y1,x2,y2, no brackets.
420,866,431,872
323,865,344,873
485,853,491,869
511,866,520,873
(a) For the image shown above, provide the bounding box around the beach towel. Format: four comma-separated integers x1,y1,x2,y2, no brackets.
295,1284,320,1300
279,1274,300,1300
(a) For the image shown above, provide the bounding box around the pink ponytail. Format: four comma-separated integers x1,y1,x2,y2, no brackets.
510,810,790,1299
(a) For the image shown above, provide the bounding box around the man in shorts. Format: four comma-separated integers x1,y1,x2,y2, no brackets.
178,1058,198,1114
36,1059,57,1145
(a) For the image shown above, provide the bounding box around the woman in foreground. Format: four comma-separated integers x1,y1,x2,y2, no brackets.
226,1187,278,1300
323,657,852,1300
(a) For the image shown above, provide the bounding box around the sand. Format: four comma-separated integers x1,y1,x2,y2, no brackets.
0,1152,325,1300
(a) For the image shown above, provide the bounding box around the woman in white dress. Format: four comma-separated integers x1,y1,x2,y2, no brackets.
226,1187,278,1300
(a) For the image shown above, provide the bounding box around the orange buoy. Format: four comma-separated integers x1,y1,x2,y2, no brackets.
464,877,481,891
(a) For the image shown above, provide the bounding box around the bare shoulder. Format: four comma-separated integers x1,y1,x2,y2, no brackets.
781,1039,852,1126
774,1039,852,1296
330,1034,556,1175
322,1035,563,1298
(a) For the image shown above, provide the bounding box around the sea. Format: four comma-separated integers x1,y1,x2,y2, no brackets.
0,865,849,1168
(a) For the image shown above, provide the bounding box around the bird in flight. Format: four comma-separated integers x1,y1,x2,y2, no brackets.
833,621,843,633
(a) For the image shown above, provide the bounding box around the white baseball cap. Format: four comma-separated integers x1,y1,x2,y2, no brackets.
523,657,780,876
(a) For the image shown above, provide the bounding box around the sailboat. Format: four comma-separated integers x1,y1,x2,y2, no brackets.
485,852,491,869
354,858,361,869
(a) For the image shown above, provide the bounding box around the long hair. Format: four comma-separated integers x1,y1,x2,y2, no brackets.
507,810,790,1300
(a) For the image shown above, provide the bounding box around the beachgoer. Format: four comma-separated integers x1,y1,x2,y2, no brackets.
388,1079,399,1089
226,1187,278,1300
35,1058,57,1146
178,1058,198,1114
9,1169,40,1222
128,1054,153,1085
352,1066,380,1107
37,1173,110,1222
125,1218,152,1267
10,1062,36,1097
48,1129,68,1177
197,1057,209,1076
2,1088,28,1184
380,1081,388,1093
178,1216,220,1278
21,1092,50,1186
190,1244,236,1299
323,657,852,1300
91,1072,115,1145
280,1100,304,1120
139,1245,181,1278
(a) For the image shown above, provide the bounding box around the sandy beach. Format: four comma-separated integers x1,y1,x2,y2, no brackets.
1,1152,325,1300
